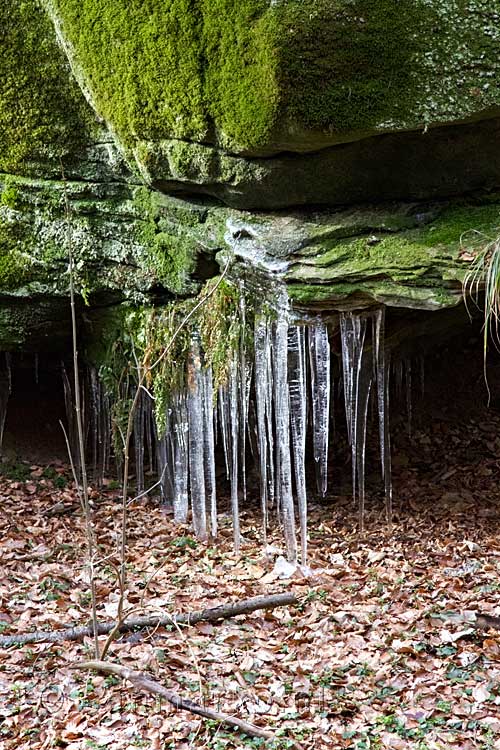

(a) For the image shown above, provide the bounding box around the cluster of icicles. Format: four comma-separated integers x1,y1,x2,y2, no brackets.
0,303,397,565
111,301,392,565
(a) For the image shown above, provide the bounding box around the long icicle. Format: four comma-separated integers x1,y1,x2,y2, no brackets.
288,325,308,564
203,368,217,538
254,314,270,544
309,320,331,498
264,317,276,512
218,385,231,481
340,313,372,531
187,334,207,541
372,309,392,524
172,392,189,524
238,289,248,509
274,304,297,562
133,389,145,495
228,354,240,552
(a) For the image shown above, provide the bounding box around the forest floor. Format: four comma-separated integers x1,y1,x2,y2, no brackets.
2,331,500,750
1,399,500,750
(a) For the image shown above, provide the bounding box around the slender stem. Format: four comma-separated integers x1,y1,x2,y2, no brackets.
62,166,100,659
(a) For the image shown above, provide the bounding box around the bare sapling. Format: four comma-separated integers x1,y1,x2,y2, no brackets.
61,167,100,659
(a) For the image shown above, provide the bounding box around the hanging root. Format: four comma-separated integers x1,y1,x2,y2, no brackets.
72,660,306,750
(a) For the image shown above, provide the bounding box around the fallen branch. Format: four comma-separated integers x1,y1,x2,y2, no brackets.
0,593,297,647
72,660,304,750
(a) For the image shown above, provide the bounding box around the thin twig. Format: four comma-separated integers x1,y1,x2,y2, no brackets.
61,164,100,659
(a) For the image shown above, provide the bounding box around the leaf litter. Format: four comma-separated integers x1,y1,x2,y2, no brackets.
0,411,500,750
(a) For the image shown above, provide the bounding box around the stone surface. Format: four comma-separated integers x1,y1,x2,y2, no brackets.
224,198,500,310
40,0,500,207
147,117,500,209
45,0,500,154
0,173,224,349
1,0,500,353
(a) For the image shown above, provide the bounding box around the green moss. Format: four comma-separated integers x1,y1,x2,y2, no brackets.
268,0,422,136
134,186,211,294
86,276,248,438
198,278,245,390
48,0,500,153
0,222,34,290
200,0,279,148
0,0,94,174
49,0,205,144
0,179,20,210
286,202,500,308
143,278,247,434
134,188,194,294
0,250,30,290
305,205,500,272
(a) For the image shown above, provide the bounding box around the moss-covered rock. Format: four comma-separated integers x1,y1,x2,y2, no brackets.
0,0,99,176
142,117,500,209
45,0,500,156
0,175,227,304
225,197,500,310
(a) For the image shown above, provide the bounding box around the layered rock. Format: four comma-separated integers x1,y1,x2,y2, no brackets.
1,0,500,354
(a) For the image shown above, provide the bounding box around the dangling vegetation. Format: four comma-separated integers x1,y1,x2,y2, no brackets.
463,230,500,398
89,274,250,442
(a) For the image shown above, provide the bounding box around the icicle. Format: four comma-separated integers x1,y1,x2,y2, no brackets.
157,407,174,506
372,309,392,524
203,368,217,538
264,318,275,511
0,353,11,454
133,389,145,494
340,313,372,531
218,385,231,481
187,334,207,541
405,359,413,438
228,355,240,551
309,320,331,497
288,325,308,564
172,392,189,524
238,290,248,507
156,435,168,503
274,306,297,562
254,314,270,542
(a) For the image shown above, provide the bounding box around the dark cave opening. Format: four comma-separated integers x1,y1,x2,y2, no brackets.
1,353,69,466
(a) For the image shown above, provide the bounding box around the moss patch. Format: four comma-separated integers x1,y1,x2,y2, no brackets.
49,0,500,153
0,219,37,290
0,0,95,174
285,202,500,308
